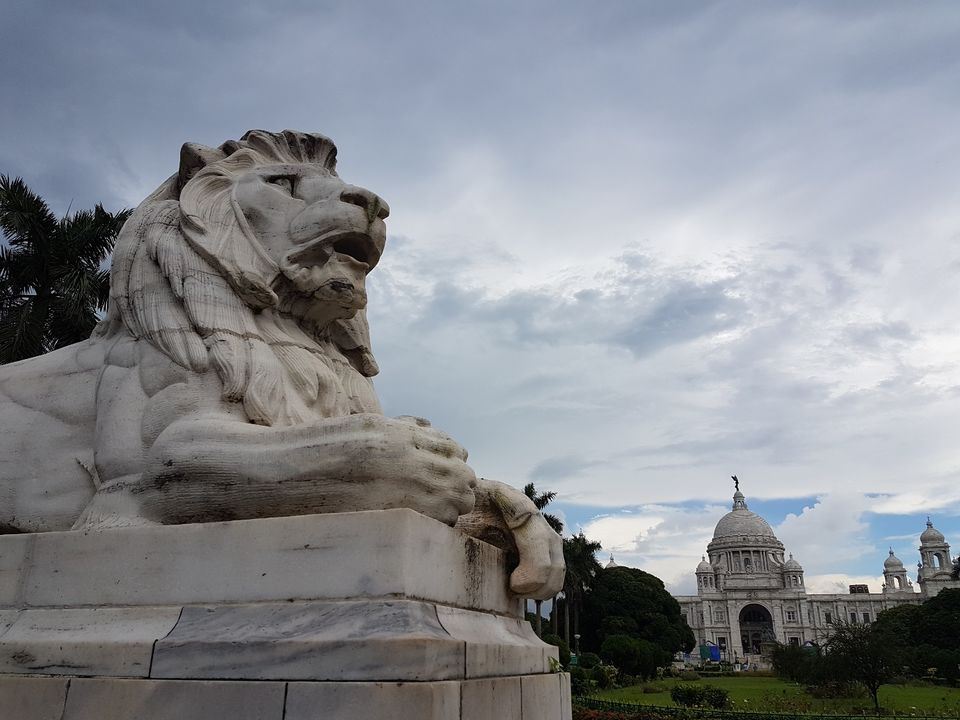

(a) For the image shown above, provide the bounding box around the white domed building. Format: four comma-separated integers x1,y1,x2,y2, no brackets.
674,483,957,666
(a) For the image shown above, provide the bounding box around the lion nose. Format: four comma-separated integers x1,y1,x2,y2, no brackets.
340,186,389,220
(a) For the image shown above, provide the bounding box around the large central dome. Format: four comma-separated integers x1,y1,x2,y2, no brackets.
700,483,791,592
712,490,778,541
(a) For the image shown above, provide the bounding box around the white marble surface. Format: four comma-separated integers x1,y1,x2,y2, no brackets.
284,680,461,720
0,534,30,605
0,675,69,720
0,607,181,677
0,609,19,638
461,676,523,720
521,674,564,720
436,605,554,678
152,600,464,681
5,509,520,616
559,673,573,720
61,678,286,720
0,674,570,720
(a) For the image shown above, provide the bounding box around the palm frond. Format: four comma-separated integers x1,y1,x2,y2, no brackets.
48,294,99,347
0,176,129,361
0,175,58,248
0,296,49,362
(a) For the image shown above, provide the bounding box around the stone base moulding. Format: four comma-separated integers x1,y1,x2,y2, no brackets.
0,509,567,718
0,674,573,720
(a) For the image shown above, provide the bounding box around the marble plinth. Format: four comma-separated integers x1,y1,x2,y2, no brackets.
0,509,567,719
0,674,572,720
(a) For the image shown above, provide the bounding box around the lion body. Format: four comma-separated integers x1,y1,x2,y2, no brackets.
0,341,101,531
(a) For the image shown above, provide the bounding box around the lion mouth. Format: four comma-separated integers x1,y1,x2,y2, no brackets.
287,230,380,269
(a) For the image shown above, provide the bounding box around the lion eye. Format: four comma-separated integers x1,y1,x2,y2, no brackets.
267,176,294,194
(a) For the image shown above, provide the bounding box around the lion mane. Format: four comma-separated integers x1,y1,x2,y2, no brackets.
102,130,381,427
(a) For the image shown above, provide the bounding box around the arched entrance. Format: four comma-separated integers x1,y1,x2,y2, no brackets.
739,603,774,655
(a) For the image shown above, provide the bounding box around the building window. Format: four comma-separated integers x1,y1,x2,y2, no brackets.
788,637,800,646
714,610,725,622
850,612,858,624
862,612,870,624
824,611,832,624
786,610,797,623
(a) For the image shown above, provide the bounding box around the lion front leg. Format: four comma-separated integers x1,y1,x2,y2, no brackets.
76,413,478,529
455,478,565,600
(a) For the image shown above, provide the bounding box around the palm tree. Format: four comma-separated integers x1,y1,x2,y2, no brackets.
523,482,564,635
0,175,130,363
522,482,564,534
561,531,602,646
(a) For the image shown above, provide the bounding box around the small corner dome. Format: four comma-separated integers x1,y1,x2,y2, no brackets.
920,519,945,544
605,554,620,569
696,556,712,572
783,553,803,571
884,549,904,569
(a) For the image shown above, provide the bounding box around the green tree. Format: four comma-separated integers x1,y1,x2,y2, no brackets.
522,482,564,635
0,175,130,363
581,565,695,671
873,589,960,683
771,641,829,686
562,531,602,646
599,634,661,679
823,621,897,714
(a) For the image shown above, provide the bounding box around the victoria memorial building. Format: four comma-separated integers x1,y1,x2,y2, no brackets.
668,484,959,665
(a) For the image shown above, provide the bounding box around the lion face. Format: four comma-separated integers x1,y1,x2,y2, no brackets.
233,163,389,327
110,130,388,426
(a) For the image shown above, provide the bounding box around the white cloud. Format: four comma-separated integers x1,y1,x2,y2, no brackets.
774,493,876,574
803,574,896,596
579,504,727,594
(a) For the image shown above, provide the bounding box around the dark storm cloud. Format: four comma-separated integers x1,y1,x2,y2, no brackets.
530,455,600,483
611,280,743,357
408,278,743,356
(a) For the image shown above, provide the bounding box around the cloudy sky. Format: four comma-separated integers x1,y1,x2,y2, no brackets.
3,0,960,594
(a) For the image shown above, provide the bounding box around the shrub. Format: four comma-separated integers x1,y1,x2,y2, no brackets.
572,709,632,720
569,665,592,695
640,681,669,694
579,652,601,669
590,664,615,689
678,669,700,681
701,685,731,709
670,683,729,709
670,683,702,707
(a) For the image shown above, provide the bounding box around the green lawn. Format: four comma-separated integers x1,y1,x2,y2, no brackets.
595,675,960,716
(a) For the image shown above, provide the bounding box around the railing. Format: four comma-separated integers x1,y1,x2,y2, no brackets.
573,696,959,719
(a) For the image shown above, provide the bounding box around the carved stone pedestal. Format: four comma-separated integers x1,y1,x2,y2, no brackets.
0,509,570,720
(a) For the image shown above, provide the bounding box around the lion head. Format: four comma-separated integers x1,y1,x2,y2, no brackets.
105,130,389,426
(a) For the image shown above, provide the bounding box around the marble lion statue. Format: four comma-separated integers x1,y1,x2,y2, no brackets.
0,130,563,599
